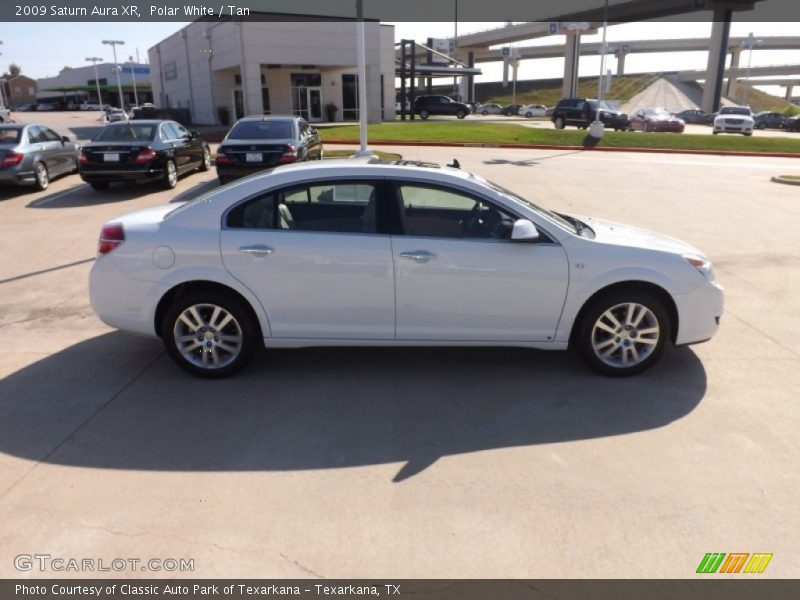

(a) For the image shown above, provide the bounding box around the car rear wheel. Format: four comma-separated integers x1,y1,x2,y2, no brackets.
199,147,211,171
757,123,766,130
420,110,430,120
162,291,260,378
33,162,49,191
481,110,488,115
554,117,565,129
575,289,670,377
525,112,533,118
456,109,466,119
161,159,178,190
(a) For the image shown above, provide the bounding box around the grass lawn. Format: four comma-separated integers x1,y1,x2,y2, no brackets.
319,121,800,154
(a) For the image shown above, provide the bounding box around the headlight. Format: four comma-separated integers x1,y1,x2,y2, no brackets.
684,254,714,280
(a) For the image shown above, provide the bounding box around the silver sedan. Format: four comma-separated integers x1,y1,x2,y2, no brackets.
0,124,80,190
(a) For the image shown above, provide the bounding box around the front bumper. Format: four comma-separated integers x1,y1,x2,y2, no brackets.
674,279,724,346
714,121,753,134
652,122,685,132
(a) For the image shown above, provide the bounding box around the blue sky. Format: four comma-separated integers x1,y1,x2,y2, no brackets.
2,21,798,96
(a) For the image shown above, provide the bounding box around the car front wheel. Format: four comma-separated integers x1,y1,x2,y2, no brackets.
554,117,565,129
419,110,430,120
575,289,670,377
162,291,260,378
456,109,466,119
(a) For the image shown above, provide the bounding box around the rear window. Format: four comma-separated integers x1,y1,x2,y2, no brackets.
94,124,156,142
228,120,294,140
0,127,21,144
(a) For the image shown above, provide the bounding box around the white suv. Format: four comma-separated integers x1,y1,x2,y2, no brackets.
713,106,754,136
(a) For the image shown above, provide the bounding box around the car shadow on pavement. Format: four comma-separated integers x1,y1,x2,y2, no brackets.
170,179,220,203
0,332,707,482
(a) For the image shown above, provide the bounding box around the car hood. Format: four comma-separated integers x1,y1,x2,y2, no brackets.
578,215,703,256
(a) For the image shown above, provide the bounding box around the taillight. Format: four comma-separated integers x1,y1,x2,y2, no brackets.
0,152,24,168
215,150,231,165
79,150,90,165
135,148,157,164
277,144,297,165
98,223,125,255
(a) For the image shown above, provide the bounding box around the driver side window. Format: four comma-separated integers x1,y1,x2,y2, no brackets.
397,184,516,240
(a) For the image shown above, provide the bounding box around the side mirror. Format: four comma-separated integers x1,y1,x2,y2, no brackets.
511,219,540,242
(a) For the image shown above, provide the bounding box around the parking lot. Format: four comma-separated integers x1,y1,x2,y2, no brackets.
0,143,799,578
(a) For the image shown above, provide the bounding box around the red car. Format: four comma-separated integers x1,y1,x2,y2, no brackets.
629,107,685,133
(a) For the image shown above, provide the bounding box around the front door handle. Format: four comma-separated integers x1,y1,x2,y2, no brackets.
239,244,275,257
399,250,437,264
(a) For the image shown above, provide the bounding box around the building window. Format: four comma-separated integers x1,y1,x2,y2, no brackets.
290,73,321,87
342,74,359,121
234,73,242,86
262,87,270,115
163,62,178,81
88,78,108,86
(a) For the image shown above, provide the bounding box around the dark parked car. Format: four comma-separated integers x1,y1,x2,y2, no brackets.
79,120,210,191
673,109,714,125
784,115,800,132
551,98,629,131
501,104,522,116
754,111,787,130
0,123,79,190
413,95,470,119
629,107,685,133
216,116,322,184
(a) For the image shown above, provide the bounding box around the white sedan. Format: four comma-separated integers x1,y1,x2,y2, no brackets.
90,159,723,378
518,104,548,118
713,105,754,136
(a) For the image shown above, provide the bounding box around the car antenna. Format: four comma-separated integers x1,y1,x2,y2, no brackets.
447,158,460,169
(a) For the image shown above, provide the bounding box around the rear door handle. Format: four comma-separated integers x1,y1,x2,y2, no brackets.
239,244,275,257
399,250,437,264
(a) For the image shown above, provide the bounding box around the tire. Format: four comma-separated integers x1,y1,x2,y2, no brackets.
744,132,753,137
90,181,110,191
481,110,488,115
554,117,565,130
575,289,671,377
198,146,211,171
420,110,430,120
161,159,178,190
757,123,766,130
162,290,260,378
456,109,466,119
712,131,719,135
525,112,533,118
33,162,49,191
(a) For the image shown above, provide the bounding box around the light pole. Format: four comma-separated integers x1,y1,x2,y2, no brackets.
354,0,370,157
128,55,139,107
85,57,105,121
740,32,763,105
102,40,126,111
590,0,610,139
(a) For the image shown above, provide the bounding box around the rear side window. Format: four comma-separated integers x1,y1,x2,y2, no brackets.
227,193,277,229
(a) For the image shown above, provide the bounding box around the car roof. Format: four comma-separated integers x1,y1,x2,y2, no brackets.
104,119,164,125
235,115,298,123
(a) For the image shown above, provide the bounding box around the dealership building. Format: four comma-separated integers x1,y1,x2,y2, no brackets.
36,63,153,107
148,19,396,125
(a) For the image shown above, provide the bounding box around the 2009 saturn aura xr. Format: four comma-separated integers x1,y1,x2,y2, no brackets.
89,159,723,378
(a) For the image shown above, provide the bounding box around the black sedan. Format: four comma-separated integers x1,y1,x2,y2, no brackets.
216,116,322,184
754,111,787,130
501,104,522,116
673,109,714,125
79,120,210,191
1,123,79,191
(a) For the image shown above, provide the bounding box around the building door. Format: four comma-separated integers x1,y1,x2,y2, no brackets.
307,87,322,122
232,89,244,120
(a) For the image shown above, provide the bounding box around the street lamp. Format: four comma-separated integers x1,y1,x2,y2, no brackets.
85,57,105,122
128,55,139,107
590,0,610,139
102,39,126,112
739,32,763,105
354,0,370,157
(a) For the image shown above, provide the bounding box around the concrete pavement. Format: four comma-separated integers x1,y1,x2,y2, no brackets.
0,146,798,578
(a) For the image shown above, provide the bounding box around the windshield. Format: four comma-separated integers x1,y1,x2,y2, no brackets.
720,107,751,116
227,120,295,140
482,179,578,235
0,127,21,144
94,124,156,142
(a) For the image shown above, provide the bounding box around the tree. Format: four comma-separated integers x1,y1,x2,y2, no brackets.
59,66,73,74
8,64,21,76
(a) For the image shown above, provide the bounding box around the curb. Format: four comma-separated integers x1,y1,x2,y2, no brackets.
319,139,800,159
771,176,800,186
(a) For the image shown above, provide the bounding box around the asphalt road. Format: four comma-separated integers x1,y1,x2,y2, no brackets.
0,146,798,578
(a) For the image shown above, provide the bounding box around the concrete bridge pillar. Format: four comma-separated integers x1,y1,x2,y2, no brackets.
561,30,582,99
701,8,733,114
615,51,627,76
787,85,795,101
726,47,740,99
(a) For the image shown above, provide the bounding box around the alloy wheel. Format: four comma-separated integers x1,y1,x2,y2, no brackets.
35,163,49,190
591,302,660,368
173,303,243,370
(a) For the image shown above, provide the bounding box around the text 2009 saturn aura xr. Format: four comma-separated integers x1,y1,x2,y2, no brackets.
89,159,723,378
